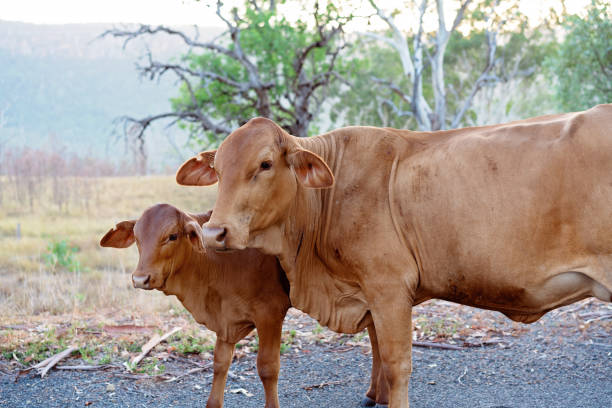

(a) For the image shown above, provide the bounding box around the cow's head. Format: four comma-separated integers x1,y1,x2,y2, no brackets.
100,204,208,290
176,117,333,253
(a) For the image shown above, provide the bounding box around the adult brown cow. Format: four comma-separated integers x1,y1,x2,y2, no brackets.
176,105,612,407
100,204,388,407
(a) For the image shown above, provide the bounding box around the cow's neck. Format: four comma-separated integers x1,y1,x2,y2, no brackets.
274,133,372,333
281,133,335,263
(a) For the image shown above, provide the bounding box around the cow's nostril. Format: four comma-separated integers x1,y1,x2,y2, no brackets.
216,228,227,243
133,274,151,288
203,226,227,247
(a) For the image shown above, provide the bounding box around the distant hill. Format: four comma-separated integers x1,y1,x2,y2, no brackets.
0,21,221,172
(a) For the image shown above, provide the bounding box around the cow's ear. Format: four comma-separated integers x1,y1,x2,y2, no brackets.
176,151,218,186
190,210,213,226
100,220,136,248
287,149,334,188
184,221,205,252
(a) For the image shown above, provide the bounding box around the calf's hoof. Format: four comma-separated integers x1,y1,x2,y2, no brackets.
360,397,377,407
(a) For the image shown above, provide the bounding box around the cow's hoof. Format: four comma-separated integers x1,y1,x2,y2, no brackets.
375,405,389,408
360,397,376,407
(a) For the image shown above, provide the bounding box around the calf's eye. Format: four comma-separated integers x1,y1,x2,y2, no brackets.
260,161,272,170
168,234,178,241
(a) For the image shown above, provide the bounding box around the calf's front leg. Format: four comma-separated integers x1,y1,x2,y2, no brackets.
255,319,283,408
206,338,235,408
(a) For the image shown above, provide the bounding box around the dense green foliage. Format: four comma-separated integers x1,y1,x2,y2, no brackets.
171,1,350,146
546,0,612,111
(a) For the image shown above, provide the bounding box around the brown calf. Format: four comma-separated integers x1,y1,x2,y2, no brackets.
100,204,388,407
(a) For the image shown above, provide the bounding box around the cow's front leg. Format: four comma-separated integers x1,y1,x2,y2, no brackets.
255,319,283,408
362,324,389,407
206,338,235,408
367,292,413,408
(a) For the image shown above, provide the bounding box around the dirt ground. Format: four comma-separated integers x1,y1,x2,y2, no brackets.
1,300,610,408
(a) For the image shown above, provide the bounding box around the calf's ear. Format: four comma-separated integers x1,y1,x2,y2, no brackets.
100,220,136,248
190,210,213,226
176,151,218,186
185,221,205,252
287,149,334,188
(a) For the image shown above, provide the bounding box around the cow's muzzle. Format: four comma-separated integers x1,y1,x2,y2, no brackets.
202,226,228,249
132,274,151,289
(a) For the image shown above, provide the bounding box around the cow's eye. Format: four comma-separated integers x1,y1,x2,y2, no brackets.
260,161,272,170
168,234,178,241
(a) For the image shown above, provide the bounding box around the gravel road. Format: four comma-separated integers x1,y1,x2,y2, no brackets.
1,315,610,408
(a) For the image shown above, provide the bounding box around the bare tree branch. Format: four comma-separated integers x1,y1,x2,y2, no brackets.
101,25,236,59
371,77,412,105
451,29,499,128
451,0,473,33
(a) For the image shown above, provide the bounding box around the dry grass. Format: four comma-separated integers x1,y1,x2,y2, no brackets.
0,175,218,316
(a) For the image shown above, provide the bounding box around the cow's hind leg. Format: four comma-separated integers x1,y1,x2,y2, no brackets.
362,324,389,407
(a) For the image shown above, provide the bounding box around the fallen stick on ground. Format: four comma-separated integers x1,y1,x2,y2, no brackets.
114,373,156,380
584,314,612,325
302,380,345,391
36,346,78,378
55,364,116,371
129,327,182,369
164,364,212,383
170,355,209,368
412,341,463,350
31,353,60,370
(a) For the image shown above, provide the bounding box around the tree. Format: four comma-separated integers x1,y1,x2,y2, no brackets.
346,0,539,131
546,0,612,111
105,0,352,150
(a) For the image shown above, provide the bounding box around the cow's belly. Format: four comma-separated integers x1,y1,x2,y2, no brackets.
430,266,612,323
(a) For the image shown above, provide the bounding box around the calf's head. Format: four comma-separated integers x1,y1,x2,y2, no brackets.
176,117,334,252
100,204,208,290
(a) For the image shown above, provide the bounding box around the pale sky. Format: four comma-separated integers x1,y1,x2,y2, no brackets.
0,0,593,27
